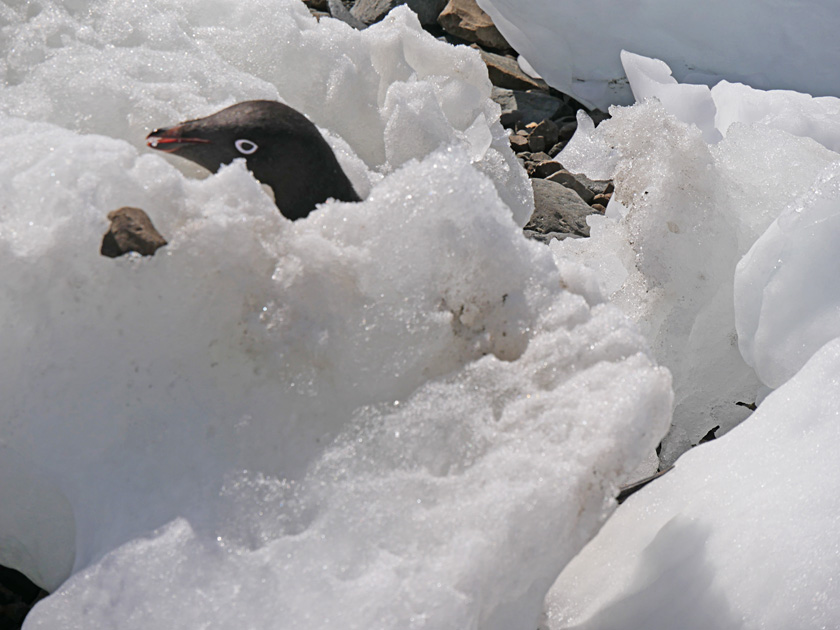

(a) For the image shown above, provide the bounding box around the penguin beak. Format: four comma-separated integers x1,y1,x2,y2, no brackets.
146,126,211,153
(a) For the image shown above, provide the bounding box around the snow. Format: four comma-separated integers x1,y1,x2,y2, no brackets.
545,336,840,630
542,52,840,627
476,0,840,110
551,53,840,463
0,1,673,628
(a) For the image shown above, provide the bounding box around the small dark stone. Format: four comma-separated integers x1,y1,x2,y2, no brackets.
351,0,448,25
528,160,564,179
303,0,329,9
558,122,578,141
509,134,529,152
101,207,168,258
547,142,566,158
527,152,552,163
605,181,615,195
545,170,595,203
492,87,564,128
531,119,559,147
527,134,546,153
590,203,606,214
592,192,612,206
525,178,596,238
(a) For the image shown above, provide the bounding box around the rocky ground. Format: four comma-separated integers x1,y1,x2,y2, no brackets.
0,1,613,626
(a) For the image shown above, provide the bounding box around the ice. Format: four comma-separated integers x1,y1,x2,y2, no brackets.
552,54,840,463
0,0,674,627
475,0,840,110
735,163,840,388
544,336,840,629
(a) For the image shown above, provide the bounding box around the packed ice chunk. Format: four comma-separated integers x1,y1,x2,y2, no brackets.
736,163,840,388
475,0,840,110
544,335,840,629
620,52,840,153
553,93,839,463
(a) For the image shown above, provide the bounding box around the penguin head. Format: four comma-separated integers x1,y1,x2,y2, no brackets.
146,100,360,220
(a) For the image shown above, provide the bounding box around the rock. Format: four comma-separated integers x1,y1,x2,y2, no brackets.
101,207,168,258
438,0,511,51
524,230,582,244
525,179,595,238
303,0,329,10
492,87,564,127
545,170,595,204
479,49,546,91
530,119,560,148
527,159,564,179
592,192,612,206
351,0,448,25
590,203,606,214
509,134,529,152
326,0,367,29
527,134,546,153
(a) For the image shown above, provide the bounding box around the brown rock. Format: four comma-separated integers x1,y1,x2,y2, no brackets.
592,192,612,206
101,207,168,258
509,134,529,152
590,203,606,214
438,0,511,51
531,119,559,147
545,170,595,204
303,0,328,9
479,50,546,91
527,159,564,179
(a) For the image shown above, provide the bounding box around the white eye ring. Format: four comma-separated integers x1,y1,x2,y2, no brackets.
235,139,258,155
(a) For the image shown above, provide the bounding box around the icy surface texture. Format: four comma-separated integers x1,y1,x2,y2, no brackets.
475,0,840,110
0,0,674,627
544,335,840,630
552,55,840,464
736,163,840,388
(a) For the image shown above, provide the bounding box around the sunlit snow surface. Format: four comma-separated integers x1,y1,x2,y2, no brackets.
543,53,840,628
476,0,840,110
0,1,674,628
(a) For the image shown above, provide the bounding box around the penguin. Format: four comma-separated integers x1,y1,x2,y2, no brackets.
147,100,360,220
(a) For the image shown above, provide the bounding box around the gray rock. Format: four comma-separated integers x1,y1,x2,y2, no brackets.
327,0,368,29
525,179,595,238
438,0,511,50
524,230,583,244
530,119,559,147
492,87,564,127
479,49,546,91
545,169,595,204
101,207,167,258
351,0,448,25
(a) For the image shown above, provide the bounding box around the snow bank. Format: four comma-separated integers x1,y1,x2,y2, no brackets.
544,335,840,630
475,0,840,110
551,53,840,463
0,1,673,627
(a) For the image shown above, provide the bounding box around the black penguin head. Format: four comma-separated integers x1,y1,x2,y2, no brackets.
147,100,360,220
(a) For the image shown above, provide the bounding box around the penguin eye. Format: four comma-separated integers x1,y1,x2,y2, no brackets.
235,139,258,155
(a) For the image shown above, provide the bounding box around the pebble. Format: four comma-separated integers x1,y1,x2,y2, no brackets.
101,207,168,258
525,178,596,238
479,49,547,91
